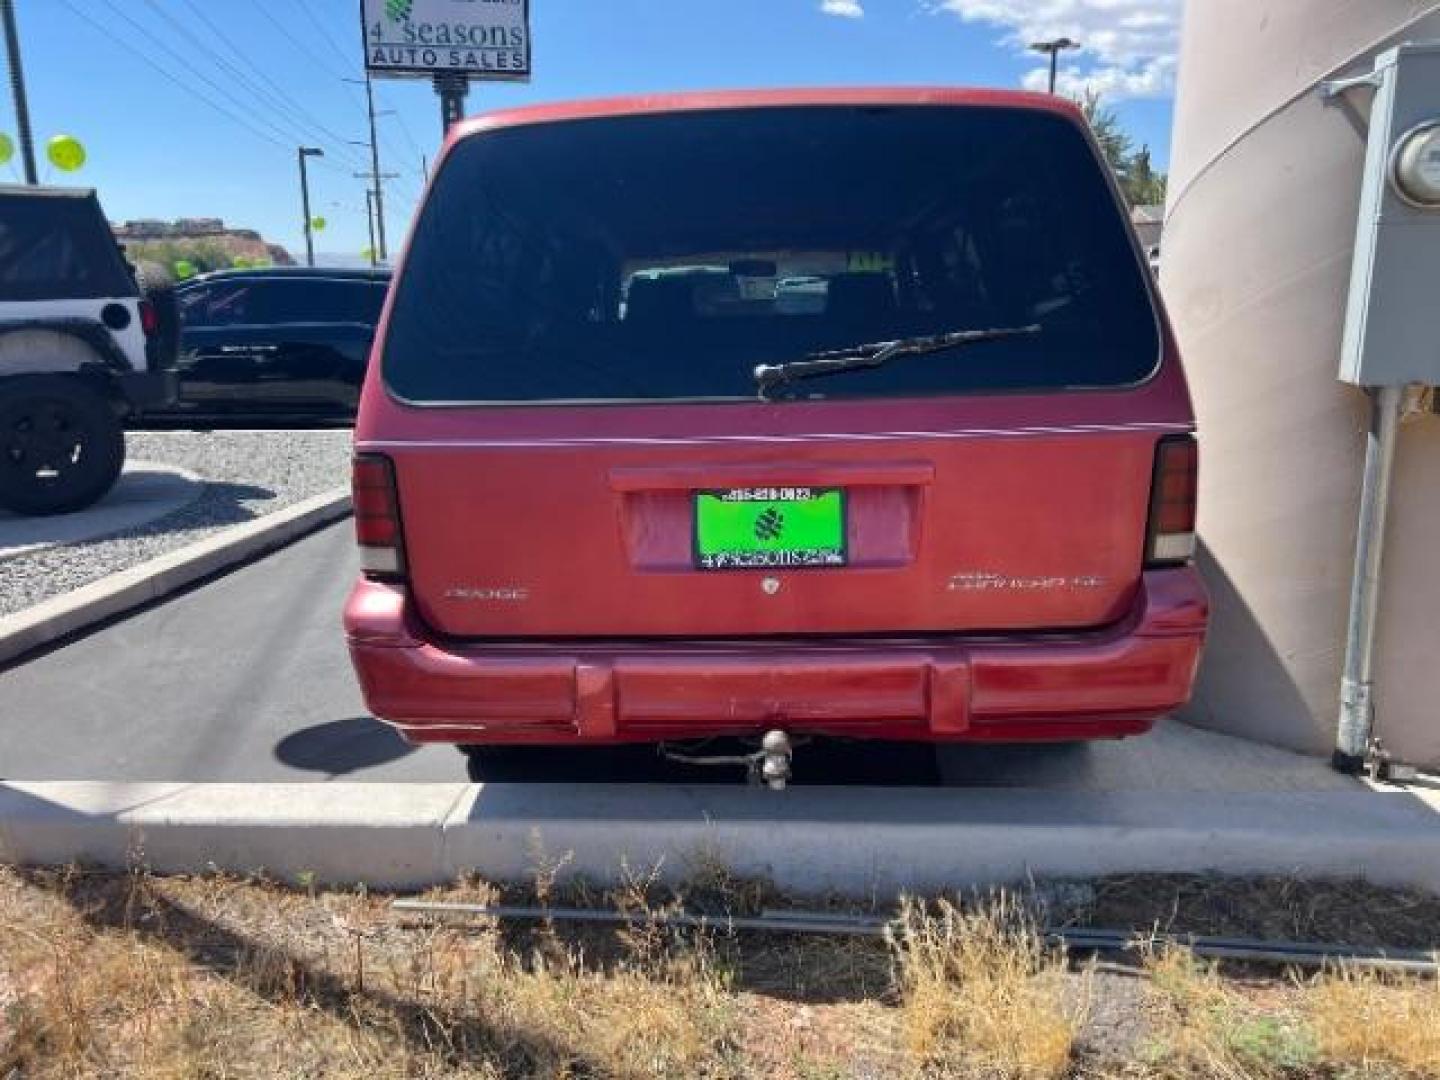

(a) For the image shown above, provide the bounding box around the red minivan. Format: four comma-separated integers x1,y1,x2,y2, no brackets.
345,89,1207,772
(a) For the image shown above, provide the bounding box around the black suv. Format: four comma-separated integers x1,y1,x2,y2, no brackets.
155,267,391,423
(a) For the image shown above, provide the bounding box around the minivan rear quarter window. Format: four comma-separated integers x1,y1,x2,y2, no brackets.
384,105,1158,404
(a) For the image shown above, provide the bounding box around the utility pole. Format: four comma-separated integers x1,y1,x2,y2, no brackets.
345,75,390,261
364,189,378,268
1030,37,1080,95
1,0,38,183
297,147,324,268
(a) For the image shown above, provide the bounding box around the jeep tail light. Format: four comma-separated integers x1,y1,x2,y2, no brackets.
1145,435,1198,566
353,454,406,578
138,299,159,337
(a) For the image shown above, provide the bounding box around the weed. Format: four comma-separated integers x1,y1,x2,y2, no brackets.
888,893,1085,1079
1307,963,1440,1076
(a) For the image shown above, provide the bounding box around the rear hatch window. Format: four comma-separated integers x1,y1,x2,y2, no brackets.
383,104,1158,405
0,190,136,302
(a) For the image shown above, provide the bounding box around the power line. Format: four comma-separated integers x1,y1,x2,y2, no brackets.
60,0,296,157
168,0,369,169
91,0,333,155
250,0,397,178
255,0,353,84
295,0,360,74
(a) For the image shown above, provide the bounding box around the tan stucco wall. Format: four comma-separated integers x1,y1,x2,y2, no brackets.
1164,1,1440,765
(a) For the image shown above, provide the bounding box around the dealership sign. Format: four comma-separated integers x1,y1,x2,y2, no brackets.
361,0,531,80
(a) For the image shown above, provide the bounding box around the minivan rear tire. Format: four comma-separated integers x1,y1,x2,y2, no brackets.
0,376,127,515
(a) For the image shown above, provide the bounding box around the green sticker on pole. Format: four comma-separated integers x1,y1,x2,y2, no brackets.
694,488,847,570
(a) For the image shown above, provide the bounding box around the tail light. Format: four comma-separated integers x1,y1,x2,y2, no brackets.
138,299,159,337
353,454,406,578
1145,435,1198,566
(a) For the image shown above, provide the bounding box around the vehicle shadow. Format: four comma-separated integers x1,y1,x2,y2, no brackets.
1180,539,1324,754
464,738,944,786
274,716,417,778
94,480,278,539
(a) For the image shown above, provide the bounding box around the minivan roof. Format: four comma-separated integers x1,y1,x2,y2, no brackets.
448,86,1084,146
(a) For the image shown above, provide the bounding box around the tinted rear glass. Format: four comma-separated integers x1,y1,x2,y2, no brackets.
179,278,388,327
384,105,1158,404
0,192,135,302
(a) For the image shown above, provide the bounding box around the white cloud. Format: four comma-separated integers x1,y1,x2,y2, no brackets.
821,0,865,18
932,0,1181,101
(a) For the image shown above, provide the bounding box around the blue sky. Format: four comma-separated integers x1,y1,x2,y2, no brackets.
1,0,1180,260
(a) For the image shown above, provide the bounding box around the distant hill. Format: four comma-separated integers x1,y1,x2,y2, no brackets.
113,218,294,274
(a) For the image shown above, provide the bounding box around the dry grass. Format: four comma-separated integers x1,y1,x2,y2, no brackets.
1135,944,1317,1079
1308,965,1440,1077
0,866,741,1078
889,895,1086,1078
3,867,1440,1079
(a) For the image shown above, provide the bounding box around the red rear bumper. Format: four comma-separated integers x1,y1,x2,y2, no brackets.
345,569,1207,745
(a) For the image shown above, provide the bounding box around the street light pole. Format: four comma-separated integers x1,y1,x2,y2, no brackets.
1029,37,1080,94
1,0,38,183
297,147,324,268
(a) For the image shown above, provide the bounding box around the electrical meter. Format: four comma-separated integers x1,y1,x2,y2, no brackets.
1337,42,1440,386
1392,120,1440,207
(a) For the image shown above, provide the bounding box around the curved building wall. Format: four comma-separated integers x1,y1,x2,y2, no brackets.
1164,1,1440,762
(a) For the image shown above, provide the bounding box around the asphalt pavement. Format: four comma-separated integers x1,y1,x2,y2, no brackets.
0,522,1353,791
0,523,952,784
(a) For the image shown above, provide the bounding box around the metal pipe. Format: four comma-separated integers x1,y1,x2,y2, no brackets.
393,900,889,937
1,0,38,184
1335,383,1405,771
391,900,1440,975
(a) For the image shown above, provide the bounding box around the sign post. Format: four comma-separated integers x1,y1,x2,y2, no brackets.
361,0,531,135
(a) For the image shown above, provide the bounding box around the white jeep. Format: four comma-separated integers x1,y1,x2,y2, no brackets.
0,185,178,515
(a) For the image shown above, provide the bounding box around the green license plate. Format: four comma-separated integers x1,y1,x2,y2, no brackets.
694,488,847,570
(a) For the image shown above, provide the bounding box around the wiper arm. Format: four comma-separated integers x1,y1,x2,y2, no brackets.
753,325,1042,399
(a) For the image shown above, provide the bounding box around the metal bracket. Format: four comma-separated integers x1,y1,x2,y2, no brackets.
1319,70,1382,141
1318,71,1383,100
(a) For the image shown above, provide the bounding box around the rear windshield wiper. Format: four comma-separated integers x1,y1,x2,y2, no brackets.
753,324,1042,399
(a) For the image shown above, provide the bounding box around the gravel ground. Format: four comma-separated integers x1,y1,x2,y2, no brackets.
0,430,351,617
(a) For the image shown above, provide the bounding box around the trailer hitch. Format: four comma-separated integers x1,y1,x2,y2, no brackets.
660,730,796,790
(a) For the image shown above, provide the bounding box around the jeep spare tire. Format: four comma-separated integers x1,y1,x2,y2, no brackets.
0,376,126,515
134,260,181,372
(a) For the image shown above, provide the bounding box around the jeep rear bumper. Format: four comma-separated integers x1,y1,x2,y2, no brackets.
344,568,1208,746
117,369,177,413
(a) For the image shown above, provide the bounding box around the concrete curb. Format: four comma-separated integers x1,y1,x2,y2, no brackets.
0,487,351,666
2,782,1438,894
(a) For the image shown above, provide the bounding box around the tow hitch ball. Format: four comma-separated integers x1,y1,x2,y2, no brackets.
659,729,795,790
756,730,793,791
